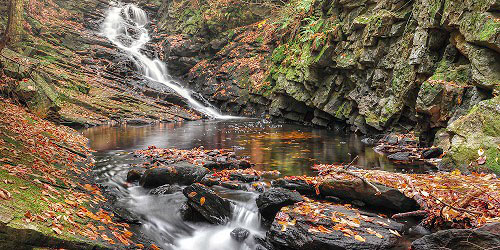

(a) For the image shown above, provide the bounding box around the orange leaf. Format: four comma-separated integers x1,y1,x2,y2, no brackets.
151,244,160,250
188,192,197,198
200,197,206,206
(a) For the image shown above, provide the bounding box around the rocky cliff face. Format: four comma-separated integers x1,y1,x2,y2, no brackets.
154,0,499,172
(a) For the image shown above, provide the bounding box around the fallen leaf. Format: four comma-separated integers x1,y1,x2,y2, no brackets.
200,197,205,206
389,229,401,237
354,235,366,242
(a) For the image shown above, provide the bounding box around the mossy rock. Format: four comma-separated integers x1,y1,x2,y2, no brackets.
443,96,500,174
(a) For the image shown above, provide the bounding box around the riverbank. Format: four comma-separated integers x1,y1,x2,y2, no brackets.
0,99,161,248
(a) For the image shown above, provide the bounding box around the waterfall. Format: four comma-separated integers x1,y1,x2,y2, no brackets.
101,3,236,119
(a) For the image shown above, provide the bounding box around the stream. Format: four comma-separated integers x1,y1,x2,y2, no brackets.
88,3,427,249
83,120,427,249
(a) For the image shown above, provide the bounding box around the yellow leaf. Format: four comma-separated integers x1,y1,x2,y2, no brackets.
354,235,366,242
200,197,205,206
389,229,401,237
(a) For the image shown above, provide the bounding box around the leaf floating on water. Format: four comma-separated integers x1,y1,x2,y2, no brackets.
188,192,197,198
200,197,205,206
151,244,160,250
354,235,366,242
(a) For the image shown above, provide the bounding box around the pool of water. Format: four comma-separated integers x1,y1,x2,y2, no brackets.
84,119,426,177
82,120,425,249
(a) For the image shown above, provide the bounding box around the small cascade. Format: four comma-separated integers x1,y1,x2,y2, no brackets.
101,3,237,119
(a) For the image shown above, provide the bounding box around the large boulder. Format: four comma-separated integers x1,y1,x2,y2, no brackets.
271,179,316,195
139,163,209,188
319,179,418,212
411,224,500,250
256,188,303,221
267,202,404,250
182,183,232,224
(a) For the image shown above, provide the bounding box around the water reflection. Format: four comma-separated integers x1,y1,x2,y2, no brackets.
83,120,422,176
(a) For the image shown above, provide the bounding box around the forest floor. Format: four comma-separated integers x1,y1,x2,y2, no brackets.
0,99,155,249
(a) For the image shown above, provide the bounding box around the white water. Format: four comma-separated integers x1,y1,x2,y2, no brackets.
101,3,237,119
125,185,264,250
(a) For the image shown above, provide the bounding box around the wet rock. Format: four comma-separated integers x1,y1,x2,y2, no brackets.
183,183,232,224
254,235,276,250
411,226,500,250
126,169,143,183
203,160,236,170
230,173,260,183
422,147,443,159
179,203,206,222
387,152,411,161
267,202,404,250
271,179,316,195
238,160,252,169
221,181,248,190
148,184,182,195
361,138,376,146
256,188,303,221
200,176,221,187
126,118,152,125
139,163,209,188
319,179,418,212
230,228,250,242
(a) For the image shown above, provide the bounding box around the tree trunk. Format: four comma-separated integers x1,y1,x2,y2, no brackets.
1,0,24,48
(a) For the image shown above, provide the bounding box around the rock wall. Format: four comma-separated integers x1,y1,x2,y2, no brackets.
154,0,500,172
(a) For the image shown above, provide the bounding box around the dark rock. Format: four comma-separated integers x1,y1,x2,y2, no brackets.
267,202,404,250
221,181,247,190
229,173,260,183
126,169,143,183
200,176,220,186
203,160,236,170
411,227,500,250
271,179,316,195
148,184,182,195
183,183,232,224
254,235,275,250
422,147,443,159
230,228,250,242
238,160,252,169
179,202,206,222
320,179,418,212
139,163,209,188
387,152,411,161
479,223,500,234
256,188,303,221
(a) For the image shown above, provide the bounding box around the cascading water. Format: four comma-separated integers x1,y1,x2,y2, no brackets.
101,3,236,119
99,4,264,249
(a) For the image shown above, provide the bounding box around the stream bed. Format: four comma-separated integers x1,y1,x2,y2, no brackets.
83,120,427,249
